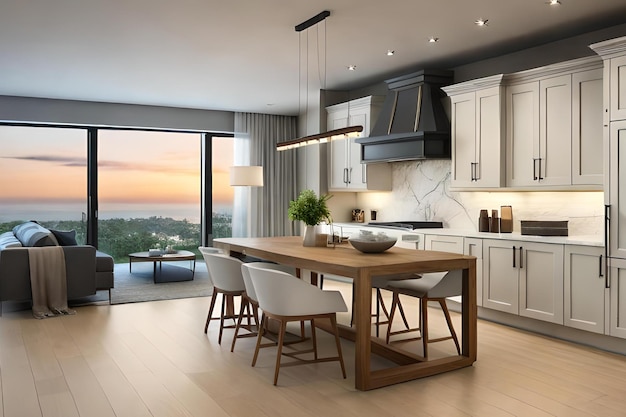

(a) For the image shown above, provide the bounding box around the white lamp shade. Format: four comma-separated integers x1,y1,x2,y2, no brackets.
229,166,264,187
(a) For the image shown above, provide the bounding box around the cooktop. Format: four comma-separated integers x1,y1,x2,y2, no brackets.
367,221,444,230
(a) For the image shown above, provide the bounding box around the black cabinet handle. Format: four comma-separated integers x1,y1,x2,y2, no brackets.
519,246,523,269
599,254,604,278
537,158,543,180
533,159,538,180
512,246,516,268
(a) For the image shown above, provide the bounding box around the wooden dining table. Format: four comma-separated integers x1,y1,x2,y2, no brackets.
214,236,477,391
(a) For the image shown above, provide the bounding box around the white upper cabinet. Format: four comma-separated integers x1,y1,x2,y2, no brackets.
443,76,505,189
572,69,603,185
326,96,391,192
609,55,626,121
505,57,603,188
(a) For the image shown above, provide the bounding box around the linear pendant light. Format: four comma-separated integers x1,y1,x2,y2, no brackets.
276,10,363,152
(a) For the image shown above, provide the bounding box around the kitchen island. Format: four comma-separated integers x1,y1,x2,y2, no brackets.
214,236,477,391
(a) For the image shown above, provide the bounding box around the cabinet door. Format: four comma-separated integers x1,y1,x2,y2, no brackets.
464,238,483,307
538,75,572,186
475,87,504,188
519,242,564,324
450,92,477,188
424,235,464,254
608,257,626,339
506,82,539,187
328,112,349,189
572,69,603,185
610,55,626,121
564,245,605,334
347,112,368,189
483,239,519,314
608,120,626,259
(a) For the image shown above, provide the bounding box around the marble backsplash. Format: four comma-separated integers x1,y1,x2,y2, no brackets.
355,160,604,237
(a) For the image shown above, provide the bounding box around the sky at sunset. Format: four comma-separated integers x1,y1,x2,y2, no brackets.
0,126,234,221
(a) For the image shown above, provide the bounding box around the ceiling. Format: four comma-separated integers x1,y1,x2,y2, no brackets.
1,0,626,116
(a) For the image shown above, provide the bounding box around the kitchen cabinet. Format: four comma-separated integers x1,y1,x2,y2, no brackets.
424,234,464,254
443,76,505,189
326,96,391,191
608,257,626,339
504,57,603,188
607,120,626,259
564,245,606,334
464,238,483,306
506,76,571,187
571,69,603,185
483,239,564,324
608,55,626,121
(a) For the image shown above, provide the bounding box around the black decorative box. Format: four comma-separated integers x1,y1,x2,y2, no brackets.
520,220,568,236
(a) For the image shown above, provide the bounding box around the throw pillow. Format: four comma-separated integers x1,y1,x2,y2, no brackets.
12,221,57,247
50,229,78,246
0,231,23,250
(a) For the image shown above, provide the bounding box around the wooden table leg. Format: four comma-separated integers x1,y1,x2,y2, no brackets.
353,270,372,391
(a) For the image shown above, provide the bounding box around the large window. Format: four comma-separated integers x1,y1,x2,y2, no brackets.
97,130,202,262
0,125,88,239
0,124,234,262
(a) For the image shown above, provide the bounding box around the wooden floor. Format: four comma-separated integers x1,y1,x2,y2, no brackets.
1,280,626,417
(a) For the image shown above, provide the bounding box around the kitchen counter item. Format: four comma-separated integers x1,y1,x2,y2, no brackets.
367,221,444,230
490,210,500,233
521,220,568,236
500,206,513,233
349,237,397,253
478,210,490,232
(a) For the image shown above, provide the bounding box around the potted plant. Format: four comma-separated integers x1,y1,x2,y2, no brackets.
288,189,332,246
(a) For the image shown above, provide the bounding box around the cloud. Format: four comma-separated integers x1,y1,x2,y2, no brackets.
3,155,86,167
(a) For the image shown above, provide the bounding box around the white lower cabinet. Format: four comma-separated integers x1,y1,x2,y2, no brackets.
608,257,626,339
464,238,483,307
424,234,464,254
483,239,564,324
564,245,606,334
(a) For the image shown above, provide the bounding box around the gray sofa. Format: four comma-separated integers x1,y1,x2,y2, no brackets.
0,221,114,305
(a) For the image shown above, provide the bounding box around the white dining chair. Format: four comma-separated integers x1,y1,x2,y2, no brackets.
231,262,298,352
201,252,252,345
385,270,462,358
243,263,348,386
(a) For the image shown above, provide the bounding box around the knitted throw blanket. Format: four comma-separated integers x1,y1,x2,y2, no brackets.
27,247,76,319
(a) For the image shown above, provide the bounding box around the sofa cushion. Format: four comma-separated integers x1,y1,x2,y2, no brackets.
12,221,57,247
51,229,78,246
0,231,23,250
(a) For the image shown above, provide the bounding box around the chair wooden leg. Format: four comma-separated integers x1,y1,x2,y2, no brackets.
204,287,218,334
218,293,227,345
252,313,266,367
439,299,461,355
421,298,429,358
386,291,399,343
230,298,248,352
274,319,287,386
311,319,318,360
330,314,347,379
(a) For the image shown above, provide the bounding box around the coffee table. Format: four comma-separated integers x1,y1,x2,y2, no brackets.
128,250,196,283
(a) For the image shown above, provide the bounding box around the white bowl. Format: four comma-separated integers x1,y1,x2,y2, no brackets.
349,238,397,253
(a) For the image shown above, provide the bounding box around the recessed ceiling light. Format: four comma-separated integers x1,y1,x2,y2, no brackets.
387,50,395,56
347,65,357,71
547,0,561,5
475,18,488,27
428,37,439,43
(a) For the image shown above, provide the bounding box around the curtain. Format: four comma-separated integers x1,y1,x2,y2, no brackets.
234,113,298,237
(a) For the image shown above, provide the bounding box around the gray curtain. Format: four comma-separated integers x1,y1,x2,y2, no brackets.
234,113,298,237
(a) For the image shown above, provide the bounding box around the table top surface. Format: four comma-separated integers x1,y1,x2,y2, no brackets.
129,250,196,260
214,236,475,278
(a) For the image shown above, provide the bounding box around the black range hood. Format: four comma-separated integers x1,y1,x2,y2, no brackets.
356,69,453,163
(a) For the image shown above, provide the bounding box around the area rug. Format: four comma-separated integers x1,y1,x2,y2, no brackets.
70,261,213,305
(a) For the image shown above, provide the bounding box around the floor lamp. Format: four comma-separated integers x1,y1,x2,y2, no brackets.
229,166,264,237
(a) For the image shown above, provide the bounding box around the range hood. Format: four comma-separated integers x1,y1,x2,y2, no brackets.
355,69,453,162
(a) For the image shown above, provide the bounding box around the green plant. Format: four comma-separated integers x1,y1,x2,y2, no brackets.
288,189,332,226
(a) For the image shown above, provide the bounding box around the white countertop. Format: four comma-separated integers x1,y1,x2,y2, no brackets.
334,222,603,247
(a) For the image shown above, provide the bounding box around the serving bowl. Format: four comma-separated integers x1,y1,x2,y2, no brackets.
349,237,397,253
